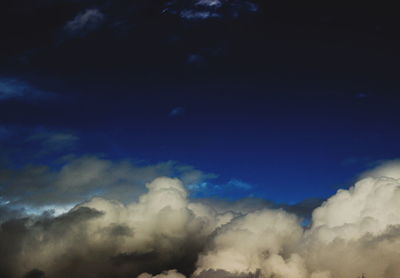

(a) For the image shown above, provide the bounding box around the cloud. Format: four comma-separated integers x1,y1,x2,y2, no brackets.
180,10,220,20
64,8,105,36
2,161,400,278
194,209,304,275
193,163,400,278
0,78,52,101
0,155,216,209
138,270,186,278
0,127,80,165
227,179,252,190
360,159,400,180
0,177,233,278
164,0,258,20
169,107,186,117
186,54,207,66
27,130,79,153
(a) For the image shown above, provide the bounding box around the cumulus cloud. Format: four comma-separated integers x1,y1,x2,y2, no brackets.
0,177,233,278
1,161,400,278
193,161,400,278
360,159,400,180
64,8,105,36
194,209,304,275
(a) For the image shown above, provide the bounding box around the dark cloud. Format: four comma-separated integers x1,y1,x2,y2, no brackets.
111,251,159,266
194,269,260,278
23,269,46,278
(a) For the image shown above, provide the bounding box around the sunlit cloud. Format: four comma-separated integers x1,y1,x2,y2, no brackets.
1,164,400,278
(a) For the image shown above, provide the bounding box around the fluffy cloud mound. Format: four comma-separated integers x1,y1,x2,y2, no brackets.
310,176,400,241
360,160,400,180
301,162,400,278
193,161,400,278
195,209,304,276
0,177,232,278
1,161,400,278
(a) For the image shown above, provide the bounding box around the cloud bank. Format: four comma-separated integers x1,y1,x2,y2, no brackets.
1,162,400,278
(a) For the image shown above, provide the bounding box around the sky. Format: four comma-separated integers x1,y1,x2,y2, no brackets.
1,1,400,278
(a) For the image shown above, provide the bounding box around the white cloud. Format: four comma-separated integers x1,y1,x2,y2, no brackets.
2,161,400,278
180,10,219,20
360,159,400,180
194,160,400,278
195,0,223,8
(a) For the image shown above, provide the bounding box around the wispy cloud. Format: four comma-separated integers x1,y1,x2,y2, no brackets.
227,178,252,190
0,78,52,101
27,130,79,153
64,8,105,36
169,107,186,117
164,0,259,20
0,155,217,208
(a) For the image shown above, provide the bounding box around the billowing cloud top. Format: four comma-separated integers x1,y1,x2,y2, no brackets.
1,161,400,278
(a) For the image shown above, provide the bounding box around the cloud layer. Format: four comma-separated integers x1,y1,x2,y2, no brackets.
1,162,400,278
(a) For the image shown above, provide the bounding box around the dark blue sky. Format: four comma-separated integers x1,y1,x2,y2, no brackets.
1,0,400,207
